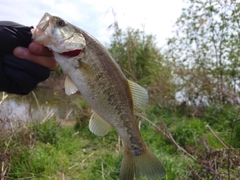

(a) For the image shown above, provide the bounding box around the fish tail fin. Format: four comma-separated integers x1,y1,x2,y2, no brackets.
120,145,166,180
120,148,135,180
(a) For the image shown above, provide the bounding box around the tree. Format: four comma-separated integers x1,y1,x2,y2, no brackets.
108,21,175,105
165,0,240,105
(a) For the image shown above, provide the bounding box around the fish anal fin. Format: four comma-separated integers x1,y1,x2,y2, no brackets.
64,76,78,96
89,111,112,136
120,144,166,180
127,80,149,110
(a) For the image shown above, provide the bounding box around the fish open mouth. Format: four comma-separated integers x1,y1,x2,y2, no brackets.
61,49,83,57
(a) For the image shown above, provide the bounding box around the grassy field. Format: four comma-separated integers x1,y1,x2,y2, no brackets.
1,93,239,179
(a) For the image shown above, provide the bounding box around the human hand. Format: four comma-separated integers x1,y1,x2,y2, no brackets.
0,21,56,95
14,42,57,70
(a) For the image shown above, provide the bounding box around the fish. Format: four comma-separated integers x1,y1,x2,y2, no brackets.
32,12,166,180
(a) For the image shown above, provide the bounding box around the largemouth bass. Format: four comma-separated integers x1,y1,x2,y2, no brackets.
33,13,166,180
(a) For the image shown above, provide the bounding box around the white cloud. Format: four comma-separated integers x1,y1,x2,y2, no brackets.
0,0,184,47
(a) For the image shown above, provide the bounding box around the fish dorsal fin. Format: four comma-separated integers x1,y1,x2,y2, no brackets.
128,80,149,110
64,76,78,96
89,111,112,136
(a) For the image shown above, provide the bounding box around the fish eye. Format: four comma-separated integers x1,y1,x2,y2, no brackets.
56,19,65,27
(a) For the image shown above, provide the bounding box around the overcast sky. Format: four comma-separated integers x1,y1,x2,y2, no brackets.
0,0,184,47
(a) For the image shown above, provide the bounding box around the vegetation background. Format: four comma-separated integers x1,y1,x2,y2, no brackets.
1,0,240,179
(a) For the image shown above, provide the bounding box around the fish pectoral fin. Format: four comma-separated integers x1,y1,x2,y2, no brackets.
64,76,78,96
89,111,112,136
128,80,149,110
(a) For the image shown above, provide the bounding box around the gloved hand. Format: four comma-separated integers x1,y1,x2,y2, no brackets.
0,21,50,95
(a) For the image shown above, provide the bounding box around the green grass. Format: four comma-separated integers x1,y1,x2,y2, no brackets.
1,119,122,180
1,103,239,180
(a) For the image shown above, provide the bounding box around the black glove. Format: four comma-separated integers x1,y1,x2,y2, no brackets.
0,21,50,95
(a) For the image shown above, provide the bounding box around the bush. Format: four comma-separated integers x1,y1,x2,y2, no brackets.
232,123,240,148
203,104,238,130
171,118,207,147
